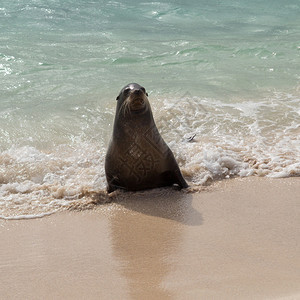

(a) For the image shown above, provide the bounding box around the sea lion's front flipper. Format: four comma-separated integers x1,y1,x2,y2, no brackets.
174,168,189,189
106,174,121,193
107,184,116,194
162,169,188,189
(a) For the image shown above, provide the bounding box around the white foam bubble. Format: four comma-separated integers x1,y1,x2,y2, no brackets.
0,143,107,219
0,211,58,220
152,91,300,184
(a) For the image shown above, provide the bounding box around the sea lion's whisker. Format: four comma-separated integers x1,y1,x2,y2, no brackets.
119,98,130,116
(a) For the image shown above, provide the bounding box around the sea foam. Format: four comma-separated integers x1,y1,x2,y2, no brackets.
1,91,299,219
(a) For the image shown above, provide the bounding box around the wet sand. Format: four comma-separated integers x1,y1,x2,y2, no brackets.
1,177,300,299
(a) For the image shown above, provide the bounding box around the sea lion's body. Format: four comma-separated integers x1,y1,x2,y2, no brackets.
105,83,188,193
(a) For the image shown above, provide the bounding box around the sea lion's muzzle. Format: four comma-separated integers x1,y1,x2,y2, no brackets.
130,98,145,111
129,89,147,111
133,88,143,96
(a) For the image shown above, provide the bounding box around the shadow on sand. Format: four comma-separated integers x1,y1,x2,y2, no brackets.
112,187,203,226
108,188,203,299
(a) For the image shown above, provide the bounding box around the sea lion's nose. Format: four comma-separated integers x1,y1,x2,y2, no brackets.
133,89,143,95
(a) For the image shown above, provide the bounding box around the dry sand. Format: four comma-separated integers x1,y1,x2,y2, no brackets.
1,177,300,299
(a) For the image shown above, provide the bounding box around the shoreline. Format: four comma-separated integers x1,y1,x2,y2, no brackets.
1,177,299,299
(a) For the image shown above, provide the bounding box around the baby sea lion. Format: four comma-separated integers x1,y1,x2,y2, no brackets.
105,83,188,193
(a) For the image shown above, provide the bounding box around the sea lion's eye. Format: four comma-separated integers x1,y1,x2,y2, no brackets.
124,87,131,95
141,87,148,96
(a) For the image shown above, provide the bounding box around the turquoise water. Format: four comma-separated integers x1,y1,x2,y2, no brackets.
0,0,299,218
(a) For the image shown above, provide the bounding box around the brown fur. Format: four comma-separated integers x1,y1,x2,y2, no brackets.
105,83,188,193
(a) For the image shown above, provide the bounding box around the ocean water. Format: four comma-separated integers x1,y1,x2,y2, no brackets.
1,0,299,218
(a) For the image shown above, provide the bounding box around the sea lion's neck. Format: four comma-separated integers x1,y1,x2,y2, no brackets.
113,109,155,139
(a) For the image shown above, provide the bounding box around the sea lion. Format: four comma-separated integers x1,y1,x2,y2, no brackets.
105,83,188,193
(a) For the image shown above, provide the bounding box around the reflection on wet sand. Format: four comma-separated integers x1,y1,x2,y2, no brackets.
109,189,202,299
1,178,299,299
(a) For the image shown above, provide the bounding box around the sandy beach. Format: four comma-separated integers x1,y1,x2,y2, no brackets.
1,177,299,299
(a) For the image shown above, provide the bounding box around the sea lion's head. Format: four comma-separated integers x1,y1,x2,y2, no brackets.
116,83,150,115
